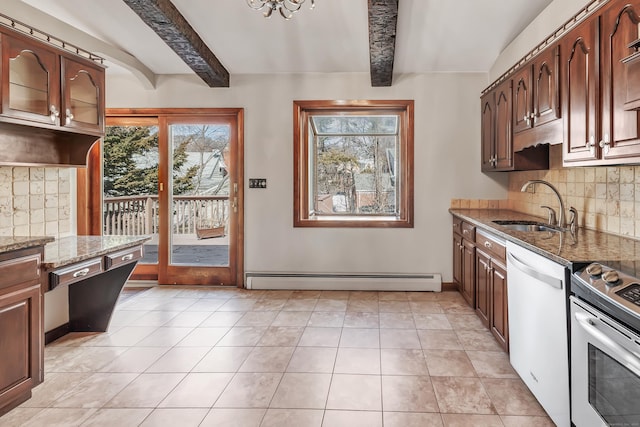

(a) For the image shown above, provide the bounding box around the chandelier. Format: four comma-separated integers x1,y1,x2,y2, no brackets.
246,0,315,20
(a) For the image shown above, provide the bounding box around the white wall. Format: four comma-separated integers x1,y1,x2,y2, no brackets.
489,0,593,81
107,72,507,283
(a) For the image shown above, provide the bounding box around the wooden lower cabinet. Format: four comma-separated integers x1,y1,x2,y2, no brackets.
490,259,509,351
461,240,476,307
475,249,491,328
0,247,44,416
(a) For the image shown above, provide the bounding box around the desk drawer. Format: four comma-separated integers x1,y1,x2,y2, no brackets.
50,258,103,289
105,246,143,270
0,253,41,290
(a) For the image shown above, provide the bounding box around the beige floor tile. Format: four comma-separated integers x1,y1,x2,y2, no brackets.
214,372,282,408
235,311,278,326
347,299,379,313
313,299,348,312
439,300,477,314
135,327,193,347
21,373,92,407
99,346,170,373
270,373,331,408
326,374,382,411
138,408,208,426
186,299,226,311
282,298,318,311
500,415,555,426
159,373,234,407
80,326,157,347
218,298,258,312
262,290,294,299
339,328,380,348
447,313,488,330
383,412,443,427
290,290,322,299
200,311,243,327
441,414,504,427
456,330,503,351
286,347,337,373
45,346,129,373
200,408,266,427
349,291,379,301
145,346,210,372
343,312,379,328
271,311,312,327
379,312,415,328
258,326,304,346
252,299,287,311
378,301,411,313
482,378,547,416
193,346,253,372
109,310,149,327
176,327,229,346
127,310,181,327
382,375,439,412
161,310,211,327
407,292,440,302
322,410,382,427
424,349,477,377
307,312,345,327
334,348,381,374
319,291,350,300
466,351,518,378
381,348,429,375
413,314,453,330
22,408,97,427
417,330,463,350
239,346,295,372
0,408,44,427
216,326,267,346
81,408,152,426
378,292,409,301
409,301,444,314
380,328,421,349
431,377,496,414
105,373,186,408
52,373,137,408
298,327,342,347
260,409,324,427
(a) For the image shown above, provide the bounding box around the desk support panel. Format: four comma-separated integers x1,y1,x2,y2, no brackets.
68,262,137,332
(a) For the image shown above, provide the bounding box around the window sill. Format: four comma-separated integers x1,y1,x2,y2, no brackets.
294,215,413,228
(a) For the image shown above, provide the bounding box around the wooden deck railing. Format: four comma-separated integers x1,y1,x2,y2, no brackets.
103,195,229,236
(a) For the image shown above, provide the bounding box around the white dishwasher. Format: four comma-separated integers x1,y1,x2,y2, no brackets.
506,241,569,427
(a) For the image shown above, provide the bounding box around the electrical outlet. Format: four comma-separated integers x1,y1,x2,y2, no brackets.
249,178,267,189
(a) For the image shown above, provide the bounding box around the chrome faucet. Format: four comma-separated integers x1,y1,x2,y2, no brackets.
520,180,566,228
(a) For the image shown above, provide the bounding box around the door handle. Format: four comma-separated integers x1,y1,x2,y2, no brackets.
507,252,563,289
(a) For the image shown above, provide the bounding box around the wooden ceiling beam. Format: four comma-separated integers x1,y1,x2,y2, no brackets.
123,0,229,87
368,0,399,87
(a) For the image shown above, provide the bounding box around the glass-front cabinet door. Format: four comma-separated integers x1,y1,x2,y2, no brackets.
61,56,104,135
1,33,60,125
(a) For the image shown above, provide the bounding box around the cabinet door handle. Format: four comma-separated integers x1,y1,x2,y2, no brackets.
121,254,134,261
588,135,596,155
49,105,60,122
65,108,74,125
599,133,610,155
72,268,90,278
484,241,492,248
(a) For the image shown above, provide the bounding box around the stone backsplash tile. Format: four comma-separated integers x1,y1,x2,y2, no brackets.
0,166,73,238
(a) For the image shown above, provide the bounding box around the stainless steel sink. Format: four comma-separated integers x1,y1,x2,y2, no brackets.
492,220,562,233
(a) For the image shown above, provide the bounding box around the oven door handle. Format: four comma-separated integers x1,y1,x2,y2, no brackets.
575,311,640,376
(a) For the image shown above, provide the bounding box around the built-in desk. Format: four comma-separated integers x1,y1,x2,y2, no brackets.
43,235,150,334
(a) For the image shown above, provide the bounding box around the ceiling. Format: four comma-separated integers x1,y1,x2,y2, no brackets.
17,0,553,82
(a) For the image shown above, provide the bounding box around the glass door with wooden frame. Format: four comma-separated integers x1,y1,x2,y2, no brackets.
101,110,243,286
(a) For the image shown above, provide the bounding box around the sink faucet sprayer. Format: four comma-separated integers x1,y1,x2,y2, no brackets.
520,179,571,229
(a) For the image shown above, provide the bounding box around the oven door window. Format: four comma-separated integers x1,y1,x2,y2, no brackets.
588,344,640,425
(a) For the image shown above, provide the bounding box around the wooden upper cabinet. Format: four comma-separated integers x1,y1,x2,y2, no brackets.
0,32,60,126
494,79,513,170
61,56,105,135
480,91,495,171
600,0,640,161
512,65,532,134
533,45,561,127
562,15,600,164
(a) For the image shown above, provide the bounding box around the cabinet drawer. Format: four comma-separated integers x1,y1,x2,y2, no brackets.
50,258,103,289
461,222,476,242
476,232,506,261
452,217,463,236
0,253,41,290
105,246,143,270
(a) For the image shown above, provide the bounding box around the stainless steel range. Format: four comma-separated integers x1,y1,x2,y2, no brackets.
570,262,640,427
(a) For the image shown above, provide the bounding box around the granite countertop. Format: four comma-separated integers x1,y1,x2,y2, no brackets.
450,209,640,266
0,236,55,254
43,235,151,270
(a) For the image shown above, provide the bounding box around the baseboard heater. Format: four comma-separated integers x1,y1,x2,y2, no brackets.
245,272,442,292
